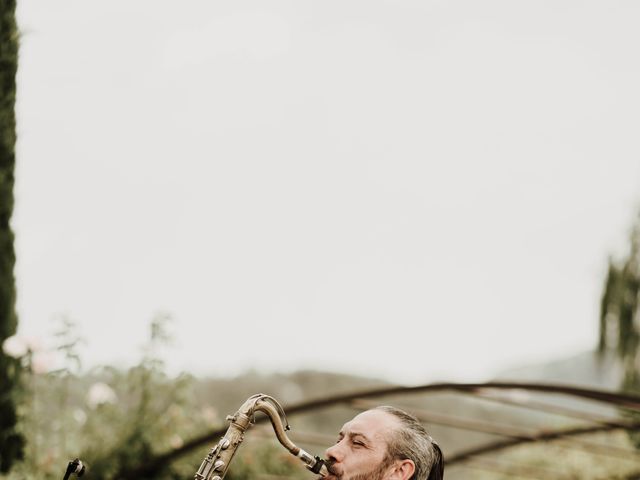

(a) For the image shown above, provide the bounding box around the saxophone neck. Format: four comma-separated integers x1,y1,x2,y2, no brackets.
248,394,328,476
195,394,328,480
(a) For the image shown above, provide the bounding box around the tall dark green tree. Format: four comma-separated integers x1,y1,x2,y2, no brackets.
599,213,640,392
0,0,24,472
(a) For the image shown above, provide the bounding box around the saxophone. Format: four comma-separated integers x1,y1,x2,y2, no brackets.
194,393,329,480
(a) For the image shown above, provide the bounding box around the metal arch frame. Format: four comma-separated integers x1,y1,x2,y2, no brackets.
445,419,640,465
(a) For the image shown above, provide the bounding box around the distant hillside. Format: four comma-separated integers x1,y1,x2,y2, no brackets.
494,349,623,389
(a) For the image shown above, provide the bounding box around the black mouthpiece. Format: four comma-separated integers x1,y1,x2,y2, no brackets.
309,456,326,474
63,458,85,480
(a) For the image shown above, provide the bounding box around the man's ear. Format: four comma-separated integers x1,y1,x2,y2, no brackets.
388,459,415,480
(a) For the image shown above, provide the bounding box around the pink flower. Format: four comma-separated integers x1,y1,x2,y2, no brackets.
31,350,58,374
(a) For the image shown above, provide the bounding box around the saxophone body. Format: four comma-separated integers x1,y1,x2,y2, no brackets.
194,393,329,480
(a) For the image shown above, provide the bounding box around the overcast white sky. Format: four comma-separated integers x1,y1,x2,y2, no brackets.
12,0,640,384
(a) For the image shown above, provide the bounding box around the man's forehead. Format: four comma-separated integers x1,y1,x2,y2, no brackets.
341,409,400,438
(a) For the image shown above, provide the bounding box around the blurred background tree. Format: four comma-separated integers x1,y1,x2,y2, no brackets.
0,0,25,472
599,212,640,392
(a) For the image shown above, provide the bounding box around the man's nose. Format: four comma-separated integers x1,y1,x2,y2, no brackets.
325,441,345,462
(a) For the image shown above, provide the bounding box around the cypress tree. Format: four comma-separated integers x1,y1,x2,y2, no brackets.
0,0,25,471
599,216,640,392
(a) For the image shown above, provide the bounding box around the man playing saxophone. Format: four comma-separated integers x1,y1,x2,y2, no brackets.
322,406,444,480
193,394,442,480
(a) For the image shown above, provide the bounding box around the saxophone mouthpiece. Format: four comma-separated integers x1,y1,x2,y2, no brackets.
317,462,330,477
308,456,329,476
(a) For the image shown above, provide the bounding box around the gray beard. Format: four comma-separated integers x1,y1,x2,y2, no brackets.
346,457,393,480
319,456,394,480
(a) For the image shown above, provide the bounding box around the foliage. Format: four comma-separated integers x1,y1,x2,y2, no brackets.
63,314,205,480
0,315,205,480
0,0,24,472
0,314,389,479
598,212,640,451
599,213,640,391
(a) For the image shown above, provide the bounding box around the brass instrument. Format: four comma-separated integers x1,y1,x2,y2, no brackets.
194,394,329,480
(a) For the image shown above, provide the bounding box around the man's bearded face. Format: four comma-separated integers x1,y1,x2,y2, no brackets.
322,410,402,480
